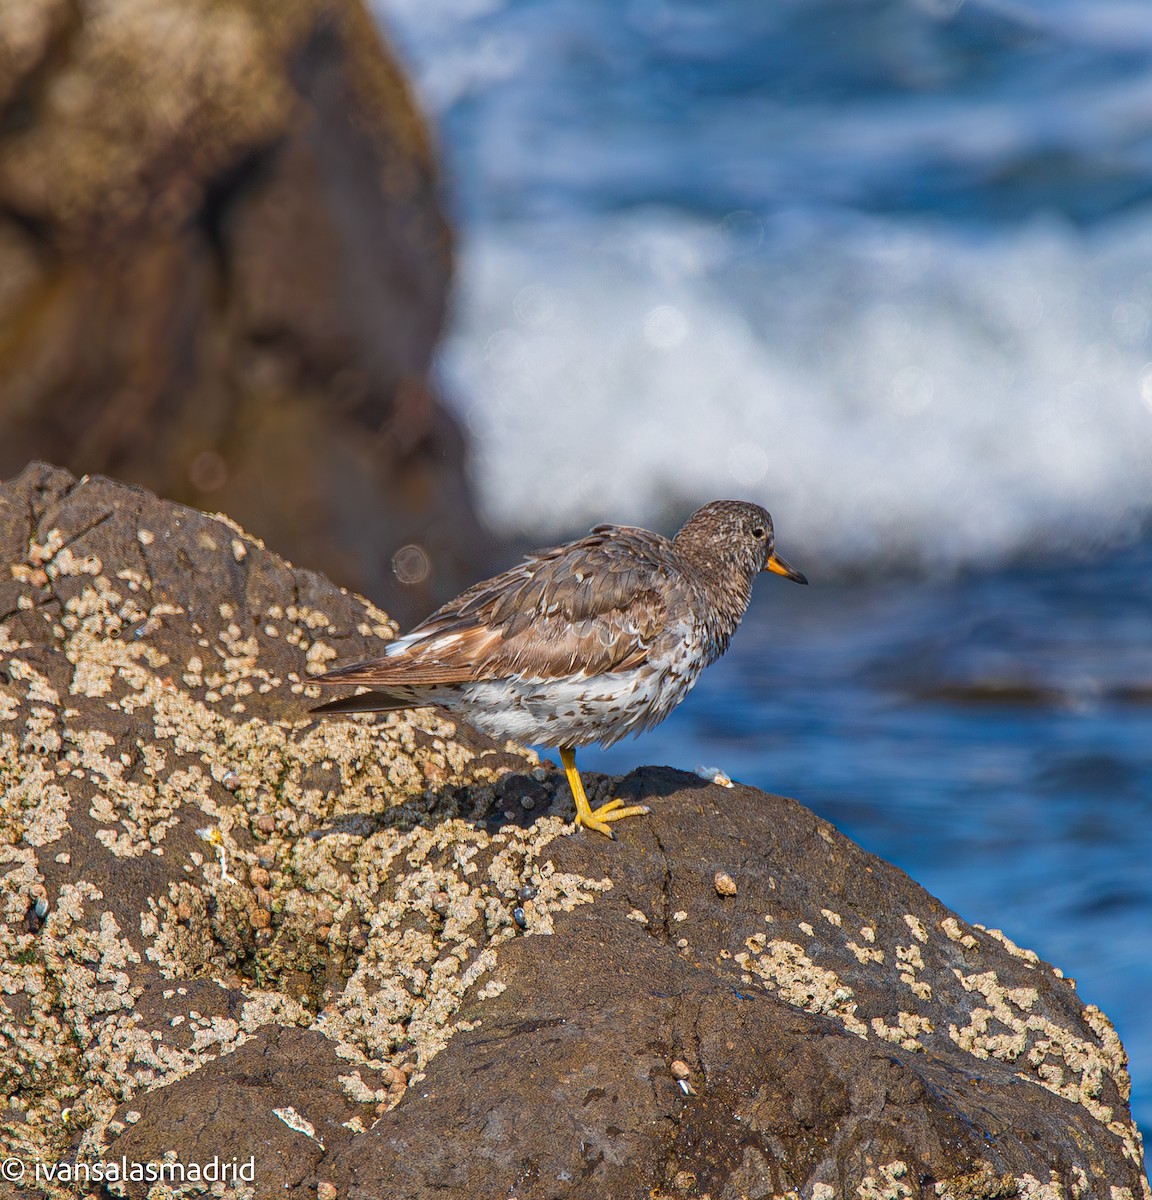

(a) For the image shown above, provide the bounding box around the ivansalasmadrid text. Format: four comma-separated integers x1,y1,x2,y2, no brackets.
34,1155,256,1184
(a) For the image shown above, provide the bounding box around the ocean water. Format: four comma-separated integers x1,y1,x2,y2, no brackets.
373,0,1152,1140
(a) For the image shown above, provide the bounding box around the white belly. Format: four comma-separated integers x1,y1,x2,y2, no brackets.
433,648,703,749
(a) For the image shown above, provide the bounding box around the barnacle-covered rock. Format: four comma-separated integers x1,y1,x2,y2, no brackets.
0,463,603,1185
0,465,1147,1199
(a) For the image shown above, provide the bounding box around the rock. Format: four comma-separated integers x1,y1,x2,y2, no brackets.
101,1027,385,1189
0,463,547,1183
0,465,1147,1199
318,778,1149,1198
0,0,486,623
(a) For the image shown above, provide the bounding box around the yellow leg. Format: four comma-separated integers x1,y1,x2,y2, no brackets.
559,746,650,839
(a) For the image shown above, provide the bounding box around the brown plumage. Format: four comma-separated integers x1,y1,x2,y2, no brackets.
314,500,807,837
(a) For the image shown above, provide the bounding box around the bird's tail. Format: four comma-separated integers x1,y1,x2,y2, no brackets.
311,690,421,717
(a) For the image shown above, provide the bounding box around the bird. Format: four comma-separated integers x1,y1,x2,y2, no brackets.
312,500,807,837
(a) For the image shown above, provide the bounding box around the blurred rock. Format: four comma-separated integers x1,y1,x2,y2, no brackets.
0,0,483,622
1,465,1146,1199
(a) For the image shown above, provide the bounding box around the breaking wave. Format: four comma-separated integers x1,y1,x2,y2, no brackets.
441,207,1152,567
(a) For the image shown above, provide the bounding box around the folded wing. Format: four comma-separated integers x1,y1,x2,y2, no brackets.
316,526,675,697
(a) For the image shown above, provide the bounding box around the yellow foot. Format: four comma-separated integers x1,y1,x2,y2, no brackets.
559,746,651,839
577,798,652,839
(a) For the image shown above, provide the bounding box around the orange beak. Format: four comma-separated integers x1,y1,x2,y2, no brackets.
766,551,808,585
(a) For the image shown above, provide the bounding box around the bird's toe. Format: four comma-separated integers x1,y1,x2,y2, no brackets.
575,800,651,837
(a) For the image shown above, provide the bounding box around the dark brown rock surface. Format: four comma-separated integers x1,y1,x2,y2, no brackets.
0,0,484,622
331,787,1150,1199
0,463,548,1194
0,466,1148,1199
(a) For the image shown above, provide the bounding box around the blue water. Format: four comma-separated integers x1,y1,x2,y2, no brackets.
374,0,1152,1143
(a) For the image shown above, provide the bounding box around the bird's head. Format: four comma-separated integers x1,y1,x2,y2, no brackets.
674,500,808,585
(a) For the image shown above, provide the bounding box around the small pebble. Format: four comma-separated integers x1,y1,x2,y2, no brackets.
249,866,270,888
714,870,738,897
255,814,276,834
251,908,271,930
349,929,367,951
430,892,450,915
672,1170,698,1193
316,925,331,941
512,907,528,929
519,795,536,811
176,900,194,924
517,885,538,901
675,938,689,950
670,1060,691,1080
221,770,241,791
317,1182,337,1200
316,907,335,926
253,886,273,910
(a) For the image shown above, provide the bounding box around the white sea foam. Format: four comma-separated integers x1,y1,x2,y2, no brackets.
372,0,1152,567
440,207,1152,567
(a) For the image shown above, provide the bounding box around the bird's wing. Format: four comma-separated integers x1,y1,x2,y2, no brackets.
317,526,676,688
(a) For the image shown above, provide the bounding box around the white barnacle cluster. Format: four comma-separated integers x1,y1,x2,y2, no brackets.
734,908,932,1047
0,496,589,1168
305,815,612,1083
947,967,1145,1172
726,900,1134,1090
855,1160,913,1200
847,922,885,966
870,1010,935,1052
735,932,868,1040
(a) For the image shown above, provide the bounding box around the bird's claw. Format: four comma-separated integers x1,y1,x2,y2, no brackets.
576,801,651,838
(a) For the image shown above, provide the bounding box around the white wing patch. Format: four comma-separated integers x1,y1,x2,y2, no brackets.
385,631,463,657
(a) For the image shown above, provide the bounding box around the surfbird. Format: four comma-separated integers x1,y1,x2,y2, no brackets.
313,500,807,837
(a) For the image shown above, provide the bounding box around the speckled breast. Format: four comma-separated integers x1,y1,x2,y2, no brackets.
439,624,707,749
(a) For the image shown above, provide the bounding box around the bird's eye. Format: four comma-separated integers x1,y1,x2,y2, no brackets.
752,525,766,539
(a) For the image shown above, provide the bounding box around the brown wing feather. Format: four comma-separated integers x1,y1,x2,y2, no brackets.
317,526,678,688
